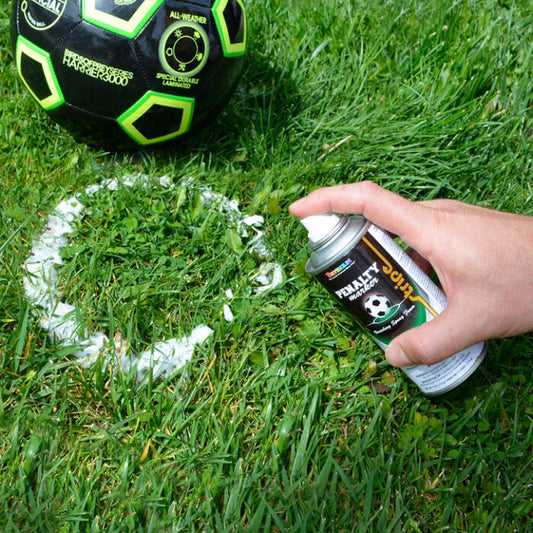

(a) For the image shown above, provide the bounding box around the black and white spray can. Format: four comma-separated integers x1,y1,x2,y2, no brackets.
301,213,487,396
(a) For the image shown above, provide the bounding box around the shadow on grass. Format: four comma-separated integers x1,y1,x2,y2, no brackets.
436,333,533,404
72,47,303,170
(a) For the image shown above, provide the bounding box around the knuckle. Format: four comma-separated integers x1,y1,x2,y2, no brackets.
358,180,380,194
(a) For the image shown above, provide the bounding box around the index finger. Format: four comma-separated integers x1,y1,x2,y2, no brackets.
289,181,429,248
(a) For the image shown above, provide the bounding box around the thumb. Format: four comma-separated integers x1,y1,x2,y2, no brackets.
384,305,483,367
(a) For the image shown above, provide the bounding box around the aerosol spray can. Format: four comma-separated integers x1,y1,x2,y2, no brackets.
301,213,487,396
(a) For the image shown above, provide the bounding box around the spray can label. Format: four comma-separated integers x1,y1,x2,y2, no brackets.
315,224,444,349
309,222,486,395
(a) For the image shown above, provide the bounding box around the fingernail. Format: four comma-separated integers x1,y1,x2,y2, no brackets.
385,345,414,367
289,197,306,213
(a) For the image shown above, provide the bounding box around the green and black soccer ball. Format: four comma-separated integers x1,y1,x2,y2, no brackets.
10,0,246,147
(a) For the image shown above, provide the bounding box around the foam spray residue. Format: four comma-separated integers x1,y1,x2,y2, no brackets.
22,174,283,382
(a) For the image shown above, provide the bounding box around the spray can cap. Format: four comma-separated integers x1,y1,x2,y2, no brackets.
300,212,343,243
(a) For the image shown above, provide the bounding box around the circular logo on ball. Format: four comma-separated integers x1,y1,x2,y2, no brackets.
159,21,210,78
22,0,67,31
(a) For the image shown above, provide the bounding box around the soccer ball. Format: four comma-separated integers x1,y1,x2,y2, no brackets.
10,0,246,147
364,294,392,320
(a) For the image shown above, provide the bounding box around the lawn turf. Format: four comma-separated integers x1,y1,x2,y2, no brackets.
1,0,532,531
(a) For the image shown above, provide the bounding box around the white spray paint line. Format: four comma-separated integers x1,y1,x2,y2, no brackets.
223,304,234,322
21,174,283,382
253,262,284,295
223,289,235,322
182,177,274,266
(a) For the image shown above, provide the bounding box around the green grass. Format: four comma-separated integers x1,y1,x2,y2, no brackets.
1,0,533,531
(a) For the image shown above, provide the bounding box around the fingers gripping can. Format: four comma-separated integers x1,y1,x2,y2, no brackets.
301,213,486,396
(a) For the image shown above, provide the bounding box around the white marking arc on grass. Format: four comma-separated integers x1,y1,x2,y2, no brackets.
22,174,282,381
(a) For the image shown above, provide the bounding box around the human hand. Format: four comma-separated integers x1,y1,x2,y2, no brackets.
290,181,533,367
